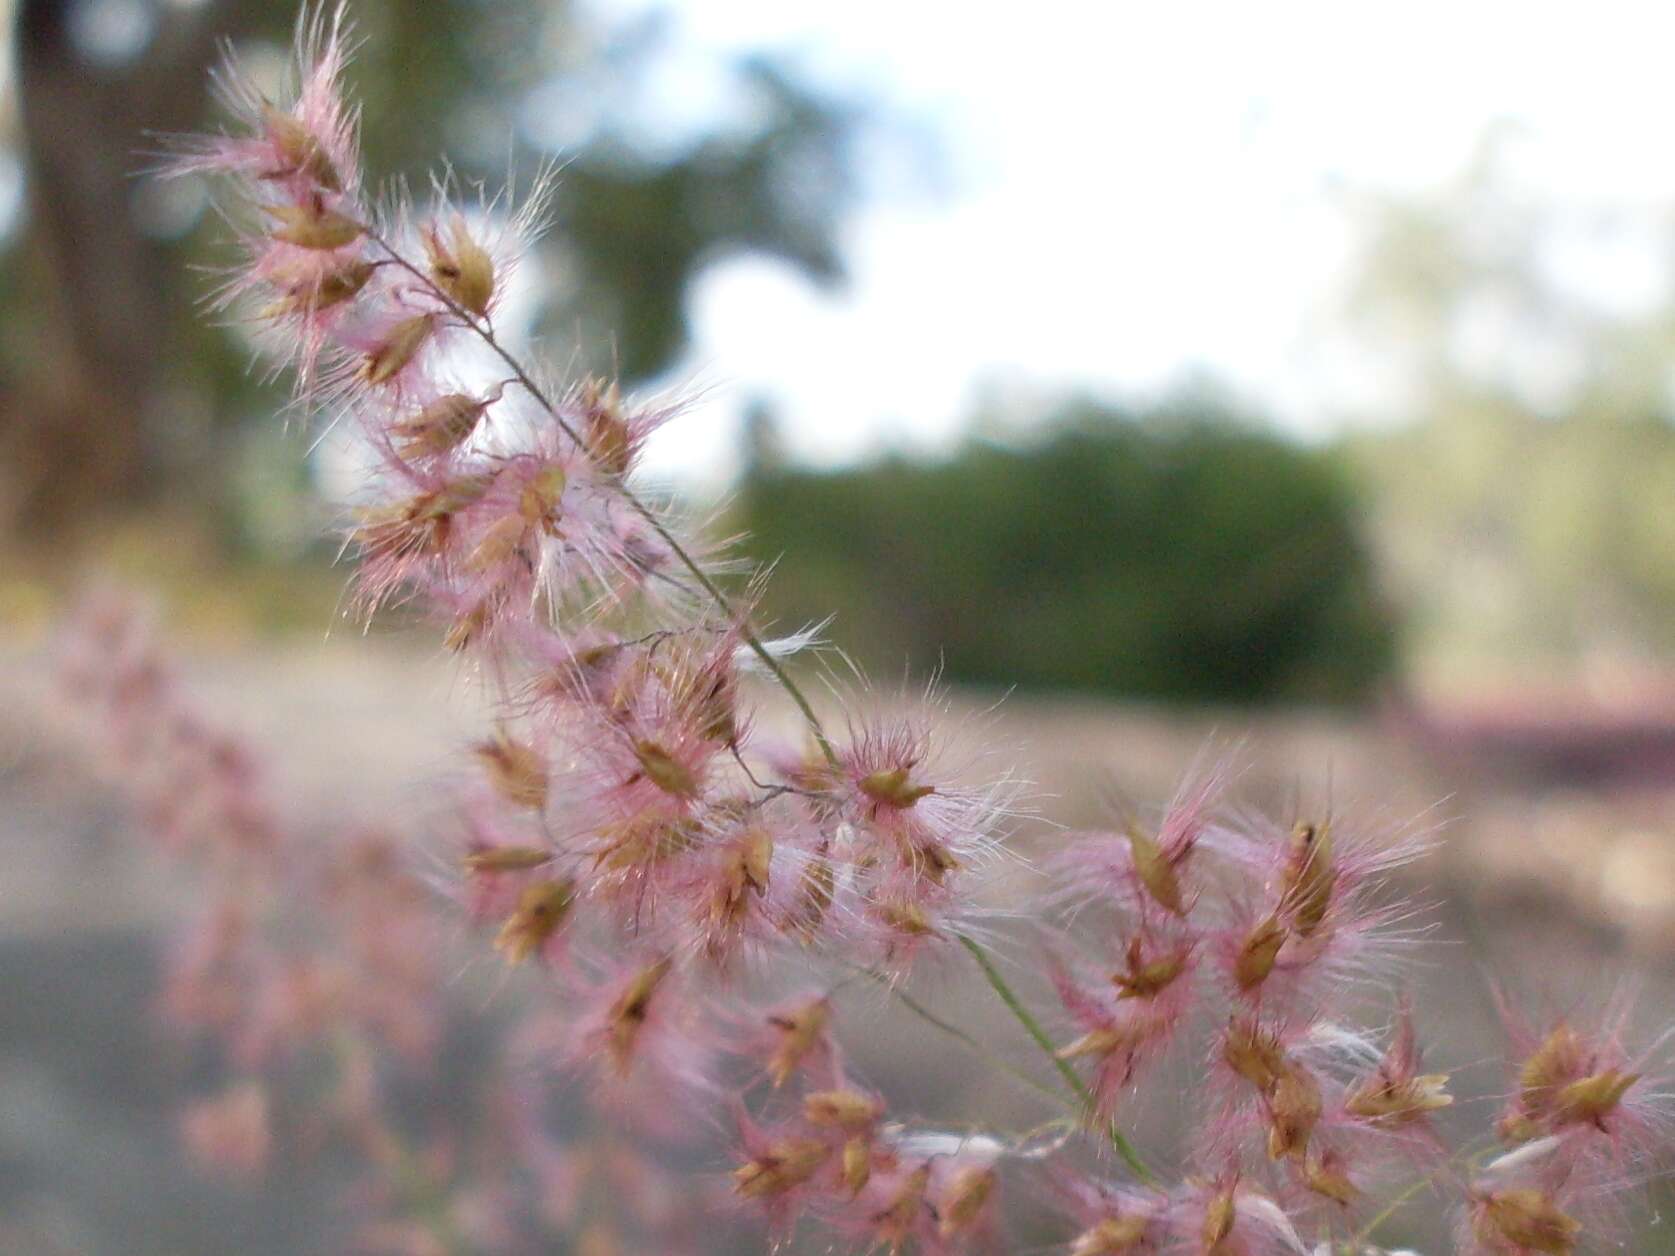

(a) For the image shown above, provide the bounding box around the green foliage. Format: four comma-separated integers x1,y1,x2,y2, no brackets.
196,2,860,385
739,399,1396,704
559,57,856,380
1334,134,1675,675
1347,402,1675,671
0,0,863,537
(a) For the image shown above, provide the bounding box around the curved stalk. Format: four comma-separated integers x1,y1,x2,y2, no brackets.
365,222,1160,1188
362,225,838,765
1354,1137,1493,1248
842,961,1074,1112
959,935,1156,1185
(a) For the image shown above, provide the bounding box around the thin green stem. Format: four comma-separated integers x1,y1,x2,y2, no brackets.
842,962,1073,1112
1352,1179,1428,1250
362,225,838,765
366,225,1163,1192
957,936,1086,1100
957,935,1157,1186
1353,1135,1494,1247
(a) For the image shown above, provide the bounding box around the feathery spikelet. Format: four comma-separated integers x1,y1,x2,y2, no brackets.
149,6,1675,1254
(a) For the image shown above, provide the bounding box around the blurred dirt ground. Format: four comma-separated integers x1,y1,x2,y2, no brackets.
3,639,1675,1253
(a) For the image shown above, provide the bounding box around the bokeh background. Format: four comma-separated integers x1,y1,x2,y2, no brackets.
3,0,1675,1251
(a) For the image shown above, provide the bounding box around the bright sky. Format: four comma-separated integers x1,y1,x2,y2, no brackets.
7,0,1675,486
597,0,1675,482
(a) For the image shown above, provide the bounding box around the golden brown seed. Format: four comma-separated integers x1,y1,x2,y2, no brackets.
732,1138,829,1199
260,104,342,190
1234,915,1287,990
873,1164,930,1246
1125,822,1186,915
633,740,699,798
1201,1185,1236,1248
840,1136,871,1196
1553,1068,1638,1127
462,844,551,873
417,471,494,518
740,828,774,891
1303,1154,1360,1207
765,998,828,1088
1056,1026,1135,1061
1222,1019,1286,1091
1265,1065,1322,1160
492,879,574,965
858,766,935,808
472,729,547,810
803,1089,881,1130
1476,1189,1580,1254
709,830,774,936
265,202,364,250
1283,819,1335,936
1112,935,1189,999
787,855,836,943
1520,1024,1587,1102
936,1165,995,1239
580,376,633,475
1344,1071,1453,1124
361,314,436,384
912,836,960,884
685,670,737,746
594,815,699,872
518,464,568,529
605,956,672,1073
467,516,532,576
354,472,493,562
874,899,934,937
1069,1215,1150,1255
424,219,496,316
443,600,493,652
263,258,375,318
392,393,487,458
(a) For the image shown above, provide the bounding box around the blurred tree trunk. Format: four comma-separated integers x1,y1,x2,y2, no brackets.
0,0,861,545
2,0,243,535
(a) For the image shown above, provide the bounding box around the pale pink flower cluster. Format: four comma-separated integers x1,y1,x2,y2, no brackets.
96,4,1675,1251
58,593,722,1253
